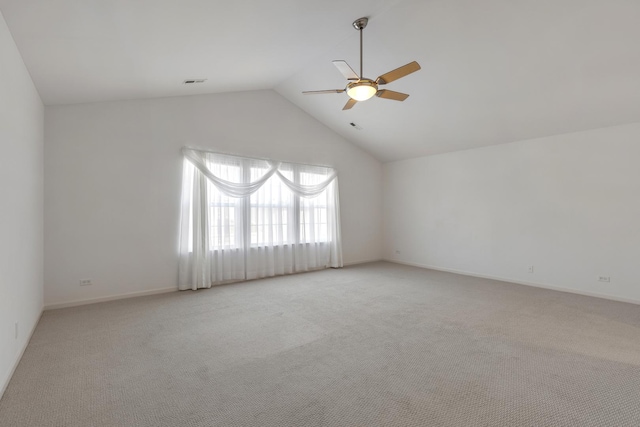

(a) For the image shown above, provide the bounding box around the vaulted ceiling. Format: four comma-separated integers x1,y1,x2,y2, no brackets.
2,0,640,161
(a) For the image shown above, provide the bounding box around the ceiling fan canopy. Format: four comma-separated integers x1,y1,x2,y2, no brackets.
303,17,421,110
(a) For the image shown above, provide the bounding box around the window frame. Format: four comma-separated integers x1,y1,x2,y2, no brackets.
202,159,331,251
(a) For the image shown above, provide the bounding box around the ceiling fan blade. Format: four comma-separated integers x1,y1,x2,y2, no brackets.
333,60,360,80
376,61,421,85
343,98,358,110
302,89,345,94
376,89,410,101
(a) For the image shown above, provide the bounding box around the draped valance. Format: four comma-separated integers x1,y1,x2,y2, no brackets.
182,148,338,199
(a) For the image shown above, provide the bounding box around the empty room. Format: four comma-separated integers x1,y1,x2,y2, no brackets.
1,0,639,426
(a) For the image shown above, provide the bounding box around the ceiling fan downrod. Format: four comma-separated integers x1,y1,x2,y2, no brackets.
353,17,368,79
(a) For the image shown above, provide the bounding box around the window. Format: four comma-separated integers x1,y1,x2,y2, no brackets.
178,149,342,290
194,157,331,250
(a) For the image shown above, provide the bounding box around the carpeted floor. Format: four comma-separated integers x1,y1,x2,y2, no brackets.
1,262,640,426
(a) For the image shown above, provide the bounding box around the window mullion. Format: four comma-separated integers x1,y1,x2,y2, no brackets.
293,168,301,246
241,160,251,252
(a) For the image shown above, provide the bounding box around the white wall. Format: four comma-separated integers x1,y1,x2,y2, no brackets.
384,123,640,303
45,90,382,307
0,11,44,395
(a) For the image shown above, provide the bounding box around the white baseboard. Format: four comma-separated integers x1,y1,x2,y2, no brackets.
344,258,382,267
384,258,640,306
1,307,43,400
44,287,177,311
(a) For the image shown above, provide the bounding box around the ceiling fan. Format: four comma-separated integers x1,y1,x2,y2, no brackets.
303,17,421,110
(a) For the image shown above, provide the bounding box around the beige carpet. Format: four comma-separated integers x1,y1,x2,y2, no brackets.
1,262,640,426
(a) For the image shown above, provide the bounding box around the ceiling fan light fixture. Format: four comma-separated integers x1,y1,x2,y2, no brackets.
346,80,378,101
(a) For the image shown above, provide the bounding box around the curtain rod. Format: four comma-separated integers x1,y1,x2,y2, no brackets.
181,145,335,170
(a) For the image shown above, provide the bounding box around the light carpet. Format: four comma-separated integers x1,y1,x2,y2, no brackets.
1,262,640,426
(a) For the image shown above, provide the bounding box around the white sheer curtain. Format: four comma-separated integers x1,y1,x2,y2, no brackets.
178,148,342,290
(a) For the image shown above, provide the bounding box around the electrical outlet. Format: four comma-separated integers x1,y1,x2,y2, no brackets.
79,279,93,286
528,266,534,274
14,322,18,340
598,276,610,283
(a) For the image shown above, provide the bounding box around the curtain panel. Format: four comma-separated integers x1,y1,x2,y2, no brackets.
178,148,343,290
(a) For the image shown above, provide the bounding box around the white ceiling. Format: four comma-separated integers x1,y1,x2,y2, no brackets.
0,0,402,104
2,0,640,161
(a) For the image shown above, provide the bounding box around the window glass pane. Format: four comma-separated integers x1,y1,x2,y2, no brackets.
298,169,329,243
209,201,237,249
205,159,241,250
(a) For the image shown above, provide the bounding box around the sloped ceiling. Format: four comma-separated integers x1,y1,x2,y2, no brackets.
2,0,640,161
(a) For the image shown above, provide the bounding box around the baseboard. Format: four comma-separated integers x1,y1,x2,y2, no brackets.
44,287,177,311
344,258,382,267
0,307,43,400
384,258,640,306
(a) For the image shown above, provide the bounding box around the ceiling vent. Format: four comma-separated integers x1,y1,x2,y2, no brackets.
183,79,207,84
